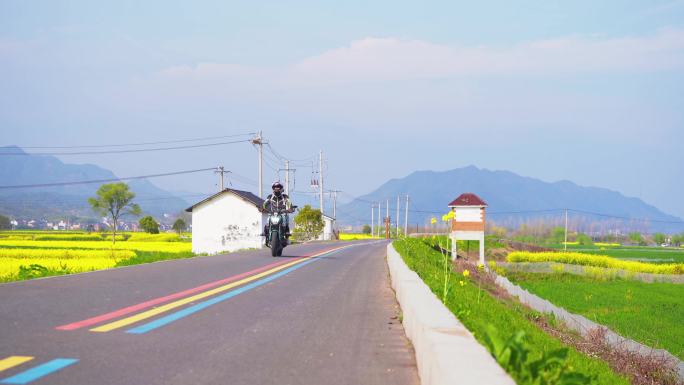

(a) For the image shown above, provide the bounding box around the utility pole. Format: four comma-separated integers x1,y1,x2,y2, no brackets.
564,209,568,251
405,194,409,237
386,199,389,239
284,160,290,196
330,190,341,219
319,150,324,214
214,166,230,191
251,131,264,198
377,202,381,238
396,195,400,237
371,203,375,236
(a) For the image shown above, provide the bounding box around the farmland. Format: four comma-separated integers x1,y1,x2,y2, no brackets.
0,230,193,283
548,244,684,264
506,272,684,361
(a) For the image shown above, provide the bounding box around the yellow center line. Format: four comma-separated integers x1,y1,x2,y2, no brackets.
90,247,344,332
0,356,34,372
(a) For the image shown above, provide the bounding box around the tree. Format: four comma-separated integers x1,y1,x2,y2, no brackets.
0,214,11,230
139,216,160,234
653,233,667,246
293,205,324,241
551,227,566,244
88,183,141,244
628,232,644,246
172,218,187,235
362,224,371,234
576,233,593,246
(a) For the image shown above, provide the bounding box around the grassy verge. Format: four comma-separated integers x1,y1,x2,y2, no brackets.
115,251,197,266
506,272,684,361
393,238,629,385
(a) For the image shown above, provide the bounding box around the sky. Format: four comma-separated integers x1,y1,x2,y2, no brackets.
1,0,683,217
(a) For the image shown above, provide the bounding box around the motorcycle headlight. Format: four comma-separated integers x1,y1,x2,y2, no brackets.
270,216,282,225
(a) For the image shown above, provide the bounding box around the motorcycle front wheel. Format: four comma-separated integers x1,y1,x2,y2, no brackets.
271,233,281,257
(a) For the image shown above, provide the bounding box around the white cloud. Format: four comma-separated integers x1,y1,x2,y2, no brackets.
157,28,684,86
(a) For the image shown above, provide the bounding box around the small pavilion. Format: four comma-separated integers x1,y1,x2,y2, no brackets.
448,193,487,264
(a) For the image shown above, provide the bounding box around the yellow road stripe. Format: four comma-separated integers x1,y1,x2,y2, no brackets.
90,249,337,332
0,356,33,372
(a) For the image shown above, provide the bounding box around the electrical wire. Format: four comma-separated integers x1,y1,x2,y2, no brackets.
7,133,256,150
0,168,217,189
0,139,253,156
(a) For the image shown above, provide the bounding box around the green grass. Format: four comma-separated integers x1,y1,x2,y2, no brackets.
506,272,684,361
393,238,629,385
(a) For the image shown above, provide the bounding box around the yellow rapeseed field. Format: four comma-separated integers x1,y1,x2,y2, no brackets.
0,240,191,253
0,257,120,280
338,233,378,240
0,248,135,259
507,251,684,275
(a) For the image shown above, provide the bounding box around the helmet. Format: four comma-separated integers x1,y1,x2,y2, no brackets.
272,181,283,196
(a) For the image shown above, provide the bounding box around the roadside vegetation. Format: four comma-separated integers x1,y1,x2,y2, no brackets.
394,237,631,385
506,272,684,361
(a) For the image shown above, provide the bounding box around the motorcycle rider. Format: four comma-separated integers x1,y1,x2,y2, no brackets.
262,181,293,244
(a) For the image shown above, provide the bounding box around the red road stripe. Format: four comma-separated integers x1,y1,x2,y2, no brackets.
55,248,337,331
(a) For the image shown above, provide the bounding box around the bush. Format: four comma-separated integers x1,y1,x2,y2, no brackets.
139,216,160,234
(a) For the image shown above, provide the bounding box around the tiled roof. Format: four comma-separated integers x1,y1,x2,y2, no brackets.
448,193,487,207
185,188,264,212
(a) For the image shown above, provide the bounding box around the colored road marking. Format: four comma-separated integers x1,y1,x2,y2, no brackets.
56,247,341,331
0,359,78,385
91,244,353,332
127,249,339,334
0,357,33,373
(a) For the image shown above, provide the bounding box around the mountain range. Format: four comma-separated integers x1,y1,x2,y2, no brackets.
0,146,191,222
336,166,682,233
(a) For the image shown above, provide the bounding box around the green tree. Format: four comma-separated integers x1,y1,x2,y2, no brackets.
139,216,160,234
628,232,644,245
293,205,324,241
0,214,11,230
172,218,187,235
672,233,684,247
362,224,371,234
88,183,141,244
551,227,566,244
576,233,593,246
653,233,667,245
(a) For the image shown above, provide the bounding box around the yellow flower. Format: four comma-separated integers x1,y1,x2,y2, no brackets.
459,280,465,287
462,269,470,277
431,217,437,225
446,211,455,220
477,262,485,271
441,214,449,222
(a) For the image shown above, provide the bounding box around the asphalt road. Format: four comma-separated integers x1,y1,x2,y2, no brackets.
0,240,419,385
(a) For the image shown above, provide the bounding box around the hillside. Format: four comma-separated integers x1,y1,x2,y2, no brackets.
0,146,191,222
337,166,682,232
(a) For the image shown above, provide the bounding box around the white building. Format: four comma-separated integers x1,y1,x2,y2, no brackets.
318,213,336,241
186,188,267,254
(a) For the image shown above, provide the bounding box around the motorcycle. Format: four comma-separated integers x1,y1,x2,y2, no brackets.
265,206,296,257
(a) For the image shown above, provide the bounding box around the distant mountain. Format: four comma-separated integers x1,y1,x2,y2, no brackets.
0,146,192,222
337,166,682,232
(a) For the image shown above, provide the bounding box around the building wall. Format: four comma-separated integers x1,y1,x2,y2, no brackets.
191,194,265,254
318,217,335,241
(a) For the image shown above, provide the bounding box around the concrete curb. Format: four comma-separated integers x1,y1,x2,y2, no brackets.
494,273,684,380
386,243,515,385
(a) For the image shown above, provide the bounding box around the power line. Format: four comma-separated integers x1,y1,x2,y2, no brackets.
0,139,253,156
6,133,256,150
0,168,217,189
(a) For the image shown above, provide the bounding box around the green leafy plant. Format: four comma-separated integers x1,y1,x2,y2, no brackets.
481,327,593,385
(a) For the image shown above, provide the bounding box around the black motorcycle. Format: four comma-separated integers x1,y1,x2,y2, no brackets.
265,206,296,257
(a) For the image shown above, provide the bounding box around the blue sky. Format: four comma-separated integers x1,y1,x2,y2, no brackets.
1,1,683,217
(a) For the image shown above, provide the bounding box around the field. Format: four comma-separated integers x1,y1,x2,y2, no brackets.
393,237,630,385
338,233,379,241
506,272,684,361
507,251,684,274
548,244,684,263
0,231,194,283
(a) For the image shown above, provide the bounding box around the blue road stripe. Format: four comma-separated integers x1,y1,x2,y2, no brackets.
0,359,78,385
126,249,342,334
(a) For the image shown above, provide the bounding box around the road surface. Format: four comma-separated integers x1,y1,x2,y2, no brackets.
0,240,419,385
